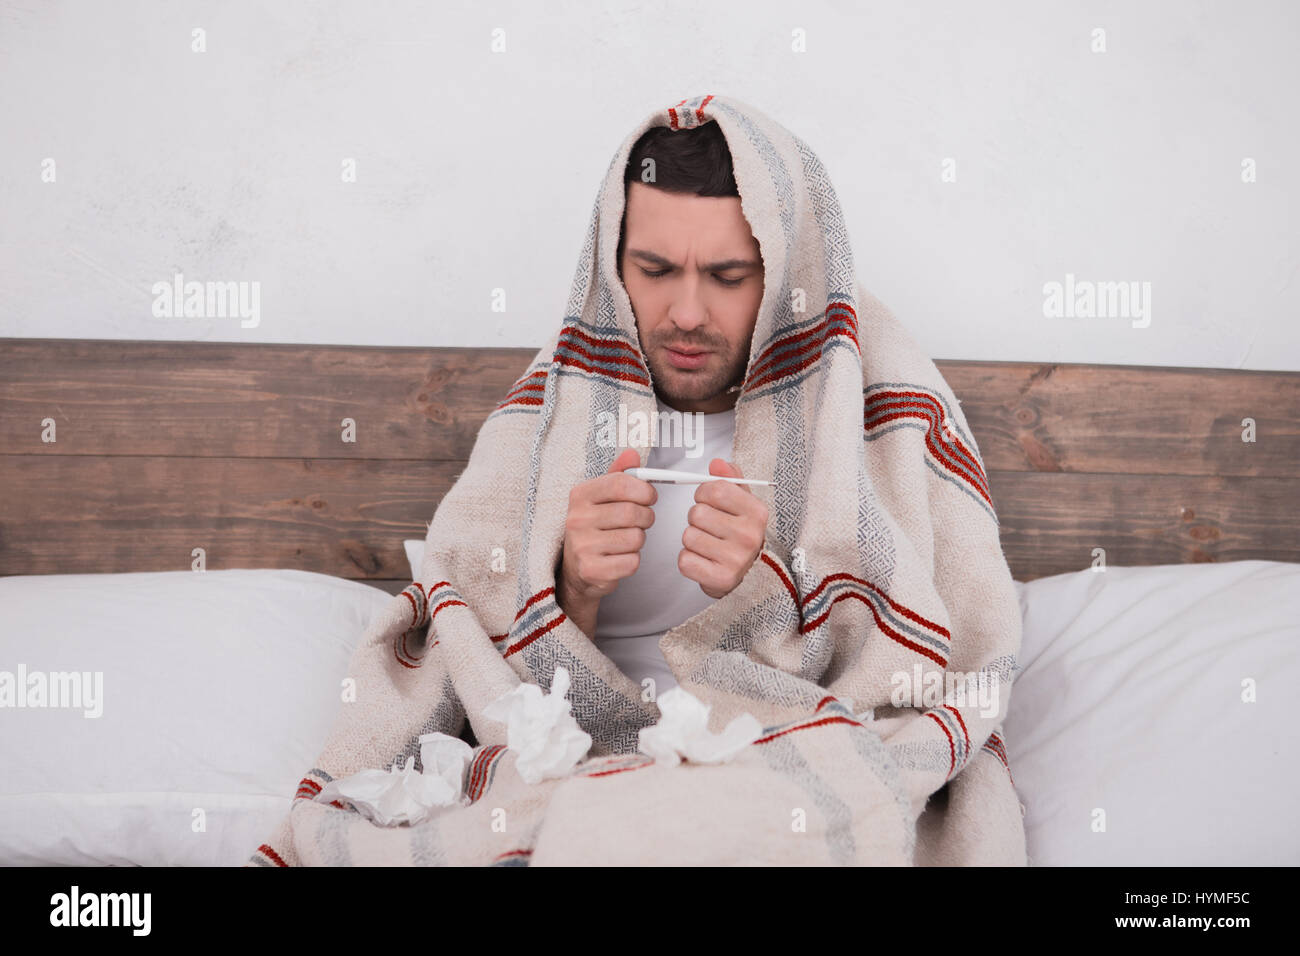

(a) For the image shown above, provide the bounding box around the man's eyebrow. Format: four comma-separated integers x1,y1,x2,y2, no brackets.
626,248,761,272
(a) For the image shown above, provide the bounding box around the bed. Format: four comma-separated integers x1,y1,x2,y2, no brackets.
1,338,1297,865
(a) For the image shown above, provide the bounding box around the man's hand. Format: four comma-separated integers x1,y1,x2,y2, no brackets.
679,457,770,600
555,447,656,638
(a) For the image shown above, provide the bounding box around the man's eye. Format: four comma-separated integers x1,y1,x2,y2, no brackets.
639,267,743,286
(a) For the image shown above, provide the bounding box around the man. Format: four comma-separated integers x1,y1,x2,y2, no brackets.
556,122,769,698
253,94,1027,867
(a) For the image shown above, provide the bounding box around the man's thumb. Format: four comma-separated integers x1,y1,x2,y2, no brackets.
608,447,642,474
709,457,742,478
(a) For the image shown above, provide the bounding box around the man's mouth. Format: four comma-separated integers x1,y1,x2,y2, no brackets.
664,345,711,370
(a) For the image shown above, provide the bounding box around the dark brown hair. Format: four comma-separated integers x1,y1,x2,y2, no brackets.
617,122,739,276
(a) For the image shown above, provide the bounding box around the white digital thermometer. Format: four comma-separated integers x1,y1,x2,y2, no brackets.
625,467,774,487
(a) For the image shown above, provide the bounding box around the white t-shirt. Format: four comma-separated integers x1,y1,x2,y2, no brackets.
593,396,737,696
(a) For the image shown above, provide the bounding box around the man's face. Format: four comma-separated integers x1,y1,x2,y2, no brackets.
619,181,764,414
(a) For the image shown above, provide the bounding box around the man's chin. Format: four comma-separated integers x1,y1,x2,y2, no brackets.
653,367,710,396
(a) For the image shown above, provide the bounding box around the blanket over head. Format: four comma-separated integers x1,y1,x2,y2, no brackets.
250,93,1027,867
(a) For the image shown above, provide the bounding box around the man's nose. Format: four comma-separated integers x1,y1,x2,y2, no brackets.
667,278,707,331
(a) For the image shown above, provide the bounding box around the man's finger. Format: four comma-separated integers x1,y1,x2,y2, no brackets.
589,448,656,506
708,457,751,488
695,477,760,517
591,500,656,531
681,524,729,564
590,472,657,506
607,447,641,475
686,502,734,539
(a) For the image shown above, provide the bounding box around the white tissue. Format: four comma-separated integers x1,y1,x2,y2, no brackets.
481,665,592,784
638,687,763,766
313,732,473,827
417,731,476,795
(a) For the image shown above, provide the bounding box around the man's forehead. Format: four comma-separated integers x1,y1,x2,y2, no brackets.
623,184,760,264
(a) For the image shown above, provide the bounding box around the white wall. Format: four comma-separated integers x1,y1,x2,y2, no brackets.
1,0,1296,370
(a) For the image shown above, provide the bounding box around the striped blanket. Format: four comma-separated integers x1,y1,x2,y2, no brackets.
249,93,1027,867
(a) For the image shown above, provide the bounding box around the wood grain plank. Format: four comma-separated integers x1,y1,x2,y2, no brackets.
2,457,1295,582
3,338,1298,583
943,361,1300,478
0,338,536,460
989,470,1300,579
4,339,1296,477
0,455,464,578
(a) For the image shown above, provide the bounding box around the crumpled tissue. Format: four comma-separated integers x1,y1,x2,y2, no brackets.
481,665,592,784
638,686,763,766
312,731,473,827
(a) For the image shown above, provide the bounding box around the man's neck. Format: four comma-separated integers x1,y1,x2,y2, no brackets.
656,387,739,415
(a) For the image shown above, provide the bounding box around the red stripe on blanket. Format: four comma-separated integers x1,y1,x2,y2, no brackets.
257,844,290,867
400,589,422,628
557,337,649,374
668,97,687,129
503,612,567,657
748,306,860,382
466,749,487,800
560,325,645,361
498,371,548,406
555,352,651,388
430,598,467,620
863,393,991,505
925,711,957,778
695,94,714,124
746,321,859,391
864,393,985,481
802,571,951,640
802,589,948,668
865,402,987,489
748,349,822,392
468,745,506,800
751,306,860,371
753,714,858,745
941,704,971,755
585,761,654,778
494,848,532,861
395,626,420,669
748,313,859,381
760,552,799,606
513,586,555,622
982,733,1015,785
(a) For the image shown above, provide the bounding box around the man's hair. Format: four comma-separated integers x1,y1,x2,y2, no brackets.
617,122,739,277
624,122,739,197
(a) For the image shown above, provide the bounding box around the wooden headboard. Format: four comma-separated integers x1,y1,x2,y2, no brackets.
2,338,1297,592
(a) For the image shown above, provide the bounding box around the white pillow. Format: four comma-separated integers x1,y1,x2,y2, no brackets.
404,539,424,582
1005,560,1299,866
0,569,392,865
